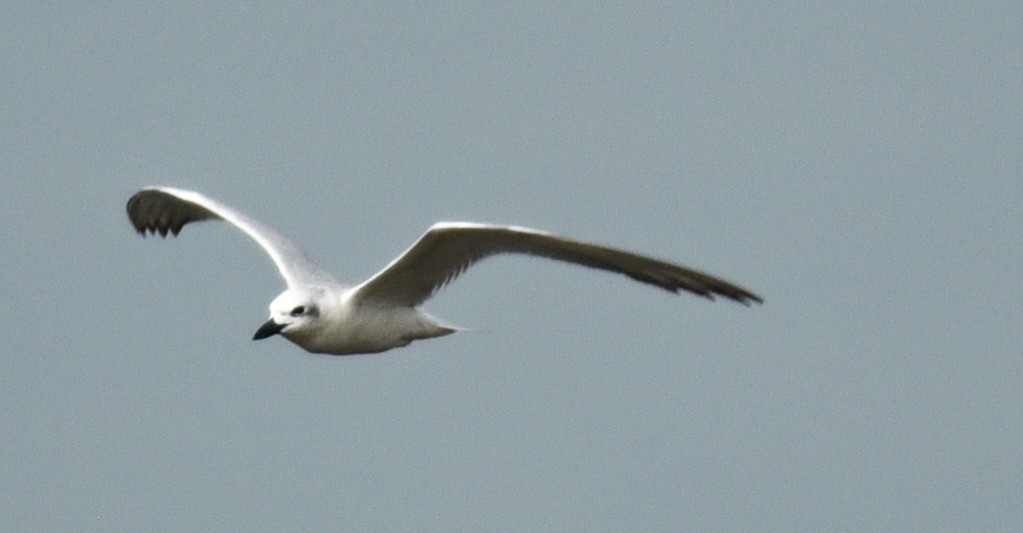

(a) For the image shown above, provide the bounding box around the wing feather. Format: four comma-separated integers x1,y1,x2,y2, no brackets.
126,187,336,288
352,223,762,307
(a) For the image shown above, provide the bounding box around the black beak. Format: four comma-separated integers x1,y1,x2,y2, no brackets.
253,318,286,340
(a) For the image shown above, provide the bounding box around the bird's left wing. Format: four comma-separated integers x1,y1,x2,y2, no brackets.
351,222,762,307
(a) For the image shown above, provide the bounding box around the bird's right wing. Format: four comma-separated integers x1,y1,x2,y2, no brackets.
351,222,762,307
126,187,337,288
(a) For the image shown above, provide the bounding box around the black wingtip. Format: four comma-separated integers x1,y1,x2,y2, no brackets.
741,294,764,306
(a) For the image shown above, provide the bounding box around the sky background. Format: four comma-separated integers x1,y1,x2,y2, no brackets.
2,3,1021,531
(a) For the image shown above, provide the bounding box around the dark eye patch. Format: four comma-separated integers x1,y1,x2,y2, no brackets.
291,306,305,316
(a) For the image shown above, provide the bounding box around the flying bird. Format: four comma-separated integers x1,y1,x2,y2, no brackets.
126,187,762,355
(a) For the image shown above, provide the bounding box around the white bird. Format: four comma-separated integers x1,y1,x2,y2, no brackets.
126,187,762,355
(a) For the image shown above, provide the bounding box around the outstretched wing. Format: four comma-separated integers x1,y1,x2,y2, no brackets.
351,222,762,307
126,187,337,288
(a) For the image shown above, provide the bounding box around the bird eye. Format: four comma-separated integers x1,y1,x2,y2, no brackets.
290,306,305,316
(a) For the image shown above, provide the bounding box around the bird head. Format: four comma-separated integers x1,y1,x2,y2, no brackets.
253,288,324,342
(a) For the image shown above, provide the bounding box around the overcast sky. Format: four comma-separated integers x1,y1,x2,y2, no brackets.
3,3,1021,531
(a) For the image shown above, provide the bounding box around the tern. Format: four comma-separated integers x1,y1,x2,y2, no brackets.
126,187,761,355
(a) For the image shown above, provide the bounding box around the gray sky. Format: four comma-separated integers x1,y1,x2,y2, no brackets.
3,3,1021,531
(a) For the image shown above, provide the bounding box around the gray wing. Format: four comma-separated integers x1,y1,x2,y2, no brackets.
126,187,337,288
351,222,762,307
